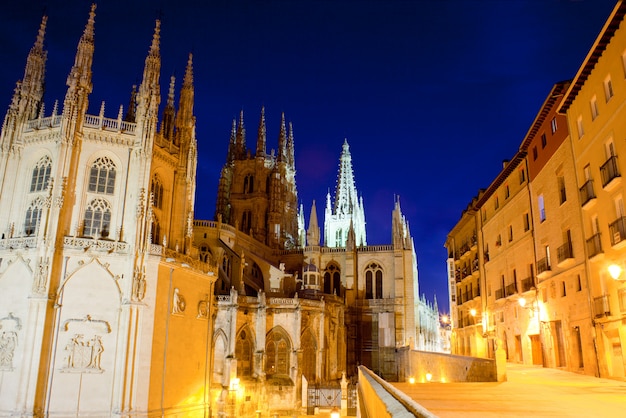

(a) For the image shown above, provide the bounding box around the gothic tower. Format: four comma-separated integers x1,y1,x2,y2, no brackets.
324,139,367,247
215,108,300,249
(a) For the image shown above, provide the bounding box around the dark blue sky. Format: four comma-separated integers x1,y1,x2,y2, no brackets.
0,0,618,313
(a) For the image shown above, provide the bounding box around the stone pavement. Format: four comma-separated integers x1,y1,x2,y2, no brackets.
390,363,626,417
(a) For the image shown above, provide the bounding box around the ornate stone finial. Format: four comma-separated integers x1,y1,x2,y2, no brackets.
150,19,161,55
35,15,48,50
183,53,193,86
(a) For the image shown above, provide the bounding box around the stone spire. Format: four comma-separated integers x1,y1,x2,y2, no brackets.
287,122,295,168
277,112,287,162
21,14,48,120
226,118,237,163
135,19,161,150
160,75,176,141
306,200,320,246
176,53,194,137
63,4,96,118
124,84,137,122
235,110,246,159
256,106,266,158
324,139,367,247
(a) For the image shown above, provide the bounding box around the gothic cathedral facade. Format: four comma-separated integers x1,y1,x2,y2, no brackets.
0,6,439,417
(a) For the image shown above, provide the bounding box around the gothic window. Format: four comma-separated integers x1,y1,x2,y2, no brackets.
250,262,263,289
222,255,231,279
241,210,252,232
213,333,227,384
199,243,211,263
30,156,52,192
151,173,164,209
24,197,44,235
301,329,317,382
151,216,161,244
324,264,341,295
365,263,383,299
235,328,254,377
265,329,290,376
88,156,116,195
83,198,111,238
243,174,254,194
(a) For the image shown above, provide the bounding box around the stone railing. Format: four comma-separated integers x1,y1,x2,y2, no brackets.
25,115,62,131
64,236,129,253
0,236,38,250
83,114,136,133
358,365,436,418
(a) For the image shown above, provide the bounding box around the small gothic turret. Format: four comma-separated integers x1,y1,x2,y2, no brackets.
306,200,320,246
235,110,246,159
256,106,266,158
124,84,137,122
175,53,194,154
277,112,287,162
160,76,176,141
135,19,161,150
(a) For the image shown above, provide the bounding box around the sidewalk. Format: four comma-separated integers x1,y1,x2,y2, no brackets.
390,363,626,417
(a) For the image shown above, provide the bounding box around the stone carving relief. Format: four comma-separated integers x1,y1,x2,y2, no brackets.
172,288,186,314
132,266,146,302
32,258,49,294
197,294,209,319
61,315,110,373
0,312,21,371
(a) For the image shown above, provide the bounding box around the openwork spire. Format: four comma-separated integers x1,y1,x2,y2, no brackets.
277,112,287,162
256,106,267,158
287,122,295,168
235,110,246,159
324,139,367,247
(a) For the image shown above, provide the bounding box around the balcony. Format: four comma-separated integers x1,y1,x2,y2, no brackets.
609,216,626,248
600,155,621,191
593,295,611,318
579,179,596,209
521,277,534,292
586,233,603,260
537,257,552,280
505,283,517,297
495,288,505,300
557,242,574,267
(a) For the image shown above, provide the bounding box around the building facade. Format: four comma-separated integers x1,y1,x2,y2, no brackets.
0,5,442,417
446,1,626,380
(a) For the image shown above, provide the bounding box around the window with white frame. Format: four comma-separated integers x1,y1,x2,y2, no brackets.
590,96,599,120
24,197,44,235
538,194,546,222
30,156,52,192
551,117,557,134
88,156,116,195
83,197,112,237
576,115,584,139
604,75,614,102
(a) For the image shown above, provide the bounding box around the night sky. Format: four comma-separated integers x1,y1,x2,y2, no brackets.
0,0,619,314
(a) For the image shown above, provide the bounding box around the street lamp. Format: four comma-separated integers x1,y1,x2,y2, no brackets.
608,263,623,281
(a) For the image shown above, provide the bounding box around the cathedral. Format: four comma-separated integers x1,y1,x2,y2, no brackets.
0,6,441,417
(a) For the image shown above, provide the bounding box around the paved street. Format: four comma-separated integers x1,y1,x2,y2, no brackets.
391,363,626,417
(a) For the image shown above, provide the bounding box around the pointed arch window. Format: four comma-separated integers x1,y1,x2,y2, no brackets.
301,329,317,382
365,263,383,299
199,243,211,263
324,264,341,296
243,174,254,194
151,173,164,209
83,198,111,238
151,216,161,244
30,156,52,192
88,156,116,195
24,197,45,235
235,328,254,377
213,333,227,384
265,329,290,376
241,210,252,232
